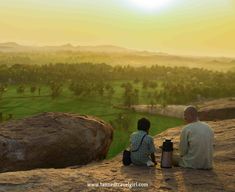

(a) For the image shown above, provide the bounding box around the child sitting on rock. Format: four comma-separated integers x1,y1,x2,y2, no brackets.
130,118,157,167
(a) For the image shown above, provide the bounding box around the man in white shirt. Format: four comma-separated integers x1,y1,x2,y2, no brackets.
175,106,214,169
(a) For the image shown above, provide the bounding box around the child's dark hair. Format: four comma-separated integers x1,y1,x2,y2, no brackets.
137,118,150,132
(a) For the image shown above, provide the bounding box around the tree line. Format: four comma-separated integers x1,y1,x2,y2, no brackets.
0,63,234,105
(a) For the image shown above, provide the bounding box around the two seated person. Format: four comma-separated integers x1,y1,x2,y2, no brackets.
129,106,214,169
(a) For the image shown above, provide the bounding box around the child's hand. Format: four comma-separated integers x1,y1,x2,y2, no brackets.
147,160,155,167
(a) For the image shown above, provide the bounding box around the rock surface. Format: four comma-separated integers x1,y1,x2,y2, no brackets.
0,119,234,192
129,104,186,118
198,98,235,121
125,98,235,121
0,112,113,172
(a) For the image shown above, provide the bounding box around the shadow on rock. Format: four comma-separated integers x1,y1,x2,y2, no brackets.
161,167,226,192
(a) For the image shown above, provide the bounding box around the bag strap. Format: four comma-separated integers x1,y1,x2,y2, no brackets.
131,134,147,152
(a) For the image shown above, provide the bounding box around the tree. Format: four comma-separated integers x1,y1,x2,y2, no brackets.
0,84,7,99
50,82,63,99
107,87,115,103
30,85,37,95
16,85,25,95
0,112,3,122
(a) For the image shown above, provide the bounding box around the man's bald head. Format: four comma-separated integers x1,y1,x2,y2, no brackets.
184,106,198,123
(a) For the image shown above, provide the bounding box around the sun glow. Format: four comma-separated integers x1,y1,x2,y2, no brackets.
130,0,172,11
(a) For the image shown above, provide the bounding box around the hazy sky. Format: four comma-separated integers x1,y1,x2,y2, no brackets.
1,0,235,57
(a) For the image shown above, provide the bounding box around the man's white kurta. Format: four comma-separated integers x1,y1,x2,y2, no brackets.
179,121,214,169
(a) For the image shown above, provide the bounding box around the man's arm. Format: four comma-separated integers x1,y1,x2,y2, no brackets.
179,128,189,157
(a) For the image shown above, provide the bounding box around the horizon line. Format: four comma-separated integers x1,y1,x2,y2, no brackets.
1,41,235,59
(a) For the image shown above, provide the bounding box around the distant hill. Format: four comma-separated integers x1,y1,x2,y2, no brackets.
0,42,134,53
0,42,20,47
0,42,234,72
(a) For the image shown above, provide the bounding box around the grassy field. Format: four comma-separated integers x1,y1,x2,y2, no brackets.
0,83,183,158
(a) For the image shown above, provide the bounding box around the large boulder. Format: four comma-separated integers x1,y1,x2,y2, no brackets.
0,112,113,172
129,104,185,119
127,98,235,121
198,98,235,121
